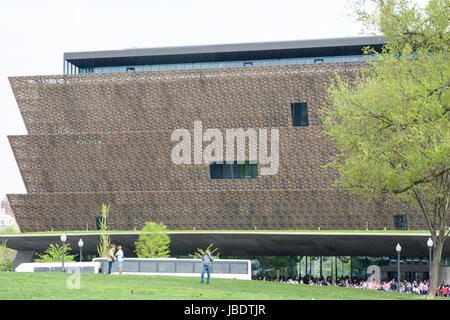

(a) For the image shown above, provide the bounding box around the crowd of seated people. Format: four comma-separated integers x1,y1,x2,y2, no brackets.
255,276,450,296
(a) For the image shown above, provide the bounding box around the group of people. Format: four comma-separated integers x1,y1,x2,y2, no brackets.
103,245,215,285
256,276,450,297
106,244,124,275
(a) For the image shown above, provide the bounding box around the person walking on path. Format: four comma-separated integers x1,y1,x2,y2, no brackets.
107,244,116,275
200,249,214,285
115,245,124,275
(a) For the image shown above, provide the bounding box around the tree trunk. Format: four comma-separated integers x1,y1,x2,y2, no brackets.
427,235,444,299
320,256,323,279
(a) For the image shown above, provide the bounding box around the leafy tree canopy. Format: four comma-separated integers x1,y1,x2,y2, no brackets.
322,0,449,223
321,0,449,296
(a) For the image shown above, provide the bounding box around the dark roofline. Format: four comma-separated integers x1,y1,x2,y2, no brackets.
64,36,386,69
65,36,385,60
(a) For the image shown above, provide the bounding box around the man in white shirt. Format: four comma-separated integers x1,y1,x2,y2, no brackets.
115,245,124,275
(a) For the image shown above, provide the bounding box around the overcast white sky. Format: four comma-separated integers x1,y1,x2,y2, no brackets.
0,0,424,200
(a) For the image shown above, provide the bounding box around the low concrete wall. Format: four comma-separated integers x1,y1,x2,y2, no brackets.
93,258,252,280
15,262,101,273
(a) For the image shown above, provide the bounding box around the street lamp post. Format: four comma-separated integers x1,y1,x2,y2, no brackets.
78,239,84,263
61,234,67,272
396,243,401,292
427,237,433,281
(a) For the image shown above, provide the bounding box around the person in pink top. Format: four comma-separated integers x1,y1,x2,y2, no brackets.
422,282,428,294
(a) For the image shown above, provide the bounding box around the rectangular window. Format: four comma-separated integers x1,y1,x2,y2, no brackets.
210,161,258,179
393,215,408,230
126,67,135,72
314,58,324,63
95,216,107,230
237,161,258,179
243,61,253,66
210,162,223,179
224,163,233,179
232,162,238,179
291,103,309,126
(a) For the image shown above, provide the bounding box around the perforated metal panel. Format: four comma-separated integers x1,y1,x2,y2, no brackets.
7,62,424,232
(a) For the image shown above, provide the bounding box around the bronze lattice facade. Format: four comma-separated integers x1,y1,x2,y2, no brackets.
7,61,424,232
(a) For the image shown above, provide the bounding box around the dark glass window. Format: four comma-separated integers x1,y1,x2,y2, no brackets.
291,103,309,126
126,67,135,72
210,162,223,179
237,161,258,179
243,61,253,66
210,161,258,179
232,162,238,179
393,215,408,230
314,58,324,63
95,216,107,230
224,163,233,179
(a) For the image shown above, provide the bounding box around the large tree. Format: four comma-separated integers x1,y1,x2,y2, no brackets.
321,0,449,298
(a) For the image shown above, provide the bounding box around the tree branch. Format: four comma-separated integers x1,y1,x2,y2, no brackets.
413,189,435,236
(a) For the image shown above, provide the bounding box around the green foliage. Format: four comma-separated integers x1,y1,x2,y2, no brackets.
321,0,449,223
189,243,221,259
0,226,20,234
0,241,8,259
134,222,171,258
321,0,449,295
338,256,351,264
0,260,13,272
0,240,14,271
97,204,111,258
35,243,77,263
354,0,449,54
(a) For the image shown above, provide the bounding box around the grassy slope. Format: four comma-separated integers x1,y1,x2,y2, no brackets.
0,273,441,300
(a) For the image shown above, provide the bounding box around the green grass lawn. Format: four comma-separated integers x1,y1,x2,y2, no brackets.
0,272,442,300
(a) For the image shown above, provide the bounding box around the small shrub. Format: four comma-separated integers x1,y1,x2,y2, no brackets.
0,240,14,271
0,226,20,235
35,243,77,263
189,243,221,259
134,222,171,258
97,203,111,258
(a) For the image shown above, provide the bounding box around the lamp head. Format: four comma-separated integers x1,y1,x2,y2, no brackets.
60,234,67,242
427,237,433,248
78,239,84,247
395,243,401,253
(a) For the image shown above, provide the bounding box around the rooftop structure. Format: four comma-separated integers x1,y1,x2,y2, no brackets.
64,36,385,74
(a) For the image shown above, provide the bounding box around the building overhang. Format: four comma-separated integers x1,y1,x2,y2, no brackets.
1,231,447,257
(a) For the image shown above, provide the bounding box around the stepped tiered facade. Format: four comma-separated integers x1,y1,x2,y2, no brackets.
7,37,424,232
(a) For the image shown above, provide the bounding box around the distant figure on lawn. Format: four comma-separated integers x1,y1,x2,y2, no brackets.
115,245,124,275
107,244,116,275
201,249,214,285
